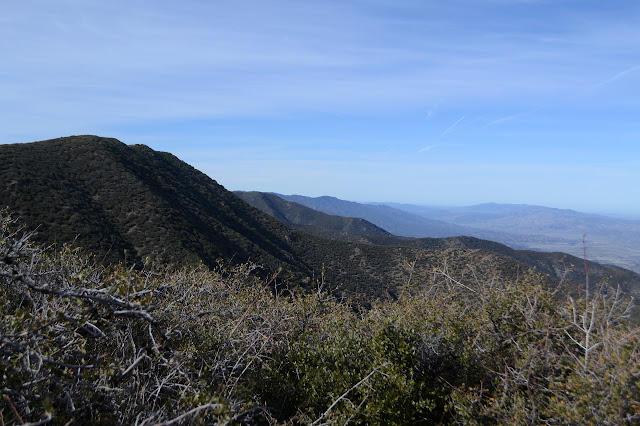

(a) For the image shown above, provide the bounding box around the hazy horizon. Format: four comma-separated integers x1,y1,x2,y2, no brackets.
261,191,640,219
3,1,639,213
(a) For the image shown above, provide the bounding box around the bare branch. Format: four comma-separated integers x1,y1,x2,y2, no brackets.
150,403,224,426
311,362,390,425
23,413,53,426
4,394,23,425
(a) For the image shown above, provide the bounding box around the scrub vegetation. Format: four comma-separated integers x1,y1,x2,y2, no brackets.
3,136,639,309
2,212,639,425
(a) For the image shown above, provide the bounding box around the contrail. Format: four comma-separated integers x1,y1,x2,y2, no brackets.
595,64,640,88
488,113,520,126
419,144,439,153
441,115,465,137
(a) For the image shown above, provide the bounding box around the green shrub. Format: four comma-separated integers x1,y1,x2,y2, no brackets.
2,212,639,424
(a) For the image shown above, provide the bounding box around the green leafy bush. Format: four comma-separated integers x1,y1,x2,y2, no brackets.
1,212,639,424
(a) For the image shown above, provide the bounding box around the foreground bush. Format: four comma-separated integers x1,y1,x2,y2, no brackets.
1,212,639,424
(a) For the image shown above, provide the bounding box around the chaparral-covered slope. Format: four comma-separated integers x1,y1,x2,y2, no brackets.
2,136,639,302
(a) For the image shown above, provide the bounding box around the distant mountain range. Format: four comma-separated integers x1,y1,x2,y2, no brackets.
234,191,392,241
274,194,640,274
380,202,640,274
273,194,472,238
2,136,639,307
237,191,640,303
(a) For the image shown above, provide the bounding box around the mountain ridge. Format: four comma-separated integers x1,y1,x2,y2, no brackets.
276,194,640,273
238,191,640,300
234,191,391,239
384,200,640,273
0,136,534,299
2,136,639,305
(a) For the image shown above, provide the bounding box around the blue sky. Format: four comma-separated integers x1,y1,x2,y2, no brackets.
3,0,640,213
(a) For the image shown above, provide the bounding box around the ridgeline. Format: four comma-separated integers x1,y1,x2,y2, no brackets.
2,135,639,300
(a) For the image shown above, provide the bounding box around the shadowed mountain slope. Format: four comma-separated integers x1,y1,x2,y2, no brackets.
244,192,640,303
234,191,391,239
0,136,523,297
1,136,311,273
274,193,562,250
2,136,639,304
275,194,470,238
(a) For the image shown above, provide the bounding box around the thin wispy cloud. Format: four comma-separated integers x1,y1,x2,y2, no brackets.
419,144,440,153
426,100,443,119
487,112,528,126
441,116,465,137
595,64,640,88
2,0,640,212
3,0,639,138
487,115,515,126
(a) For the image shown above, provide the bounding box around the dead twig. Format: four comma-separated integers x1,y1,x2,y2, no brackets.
4,394,23,425
151,403,224,426
311,362,390,425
